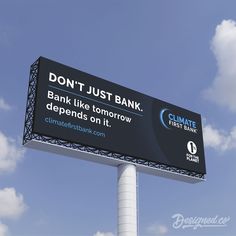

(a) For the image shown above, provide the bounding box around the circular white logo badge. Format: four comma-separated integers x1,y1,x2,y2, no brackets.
187,141,197,154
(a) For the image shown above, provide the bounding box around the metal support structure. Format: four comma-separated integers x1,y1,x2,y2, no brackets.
118,164,137,236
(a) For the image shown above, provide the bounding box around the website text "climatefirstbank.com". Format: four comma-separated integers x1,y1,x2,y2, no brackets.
44,117,106,138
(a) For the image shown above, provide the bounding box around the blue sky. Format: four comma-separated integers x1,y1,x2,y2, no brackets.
0,1,236,236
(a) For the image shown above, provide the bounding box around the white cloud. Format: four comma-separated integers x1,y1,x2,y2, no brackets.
204,20,236,112
93,231,115,236
0,131,25,174
203,123,236,151
147,223,168,236
0,188,27,236
0,222,8,236
0,188,27,220
0,98,11,111
0,101,26,234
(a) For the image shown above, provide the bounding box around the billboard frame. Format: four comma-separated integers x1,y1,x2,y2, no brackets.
23,58,205,183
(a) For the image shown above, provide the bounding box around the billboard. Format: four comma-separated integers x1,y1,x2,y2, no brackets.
23,57,206,182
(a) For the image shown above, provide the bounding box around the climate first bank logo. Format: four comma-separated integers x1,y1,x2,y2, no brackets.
160,108,198,134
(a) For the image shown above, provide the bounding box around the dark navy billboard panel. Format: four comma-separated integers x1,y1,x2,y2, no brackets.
26,57,206,175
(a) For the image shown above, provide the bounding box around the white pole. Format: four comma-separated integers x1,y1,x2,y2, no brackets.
118,164,137,236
